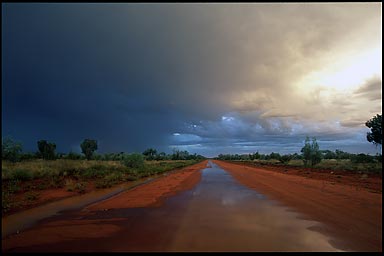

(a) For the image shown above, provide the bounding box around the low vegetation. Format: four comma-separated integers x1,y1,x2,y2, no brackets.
216,151,382,173
2,158,201,213
216,133,382,174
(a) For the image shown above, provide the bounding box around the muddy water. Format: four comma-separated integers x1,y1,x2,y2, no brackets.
3,161,343,252
2,177,157,238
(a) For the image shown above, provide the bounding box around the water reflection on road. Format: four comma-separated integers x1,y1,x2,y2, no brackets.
3,161,343,252
162,161,341,251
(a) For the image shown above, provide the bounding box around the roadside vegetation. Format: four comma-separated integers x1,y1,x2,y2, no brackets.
216,151,382,173
217,114,382,173
1,137,205,214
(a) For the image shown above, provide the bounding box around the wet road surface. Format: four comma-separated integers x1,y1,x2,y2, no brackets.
3,161,343,252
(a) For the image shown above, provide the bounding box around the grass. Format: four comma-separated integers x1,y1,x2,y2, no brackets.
2,159,200,183
288,159,382,173
1,159,202,213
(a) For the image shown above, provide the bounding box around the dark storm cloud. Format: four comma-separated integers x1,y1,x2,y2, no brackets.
2,3,381,156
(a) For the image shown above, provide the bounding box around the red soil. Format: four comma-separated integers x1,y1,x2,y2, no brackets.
4,180,97,216
2,161,209,251
213,160,382,252
233,161,382,192
87,160,208,210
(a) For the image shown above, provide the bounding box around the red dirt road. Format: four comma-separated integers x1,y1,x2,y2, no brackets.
2,159,382,252
214,160,382,252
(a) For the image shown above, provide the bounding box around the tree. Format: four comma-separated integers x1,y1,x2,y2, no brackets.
301,137,311,166
269,152,281,160
171,149,190,160
37,140,57,160
366,114,382,146
143,148,157,160
310,137,322,166
301,136,322,167
80,139,98,160
280,154,293,164
2,137,22,162
322,150,337,159
155,152,167,161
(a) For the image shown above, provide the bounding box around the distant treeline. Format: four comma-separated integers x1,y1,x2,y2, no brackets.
1,137,205,162
10,150,206,162
216,149,382,164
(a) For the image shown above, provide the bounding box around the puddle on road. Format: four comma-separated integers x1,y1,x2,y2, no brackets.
5,161,344,252
2,177,159,239
163,161,342,251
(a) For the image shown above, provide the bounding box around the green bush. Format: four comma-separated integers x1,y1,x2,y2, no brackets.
2,137,23,163
105,172,123,183
279,154,293,164
122,153,145,168
126,175,138,181
351,154,375,163
12,169,33,181
81,166,107,178
74,182,87,193
95,179,113,189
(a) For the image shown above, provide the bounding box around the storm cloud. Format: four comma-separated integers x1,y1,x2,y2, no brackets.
2,3,382,156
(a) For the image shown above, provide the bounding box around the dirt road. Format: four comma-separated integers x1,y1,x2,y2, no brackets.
213,160,382,251
2,160,382,252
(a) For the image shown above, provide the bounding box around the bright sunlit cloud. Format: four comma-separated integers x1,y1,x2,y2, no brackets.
298,47,381,93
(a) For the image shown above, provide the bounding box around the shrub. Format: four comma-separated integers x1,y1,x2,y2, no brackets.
66,152,82,160
122,153,145,168
48,176,64,188
12,169,33,181
351,154,375,163
74,182,87,193
81,166,107,178
104,173,123,184
95,180,113,189
126,175,138,181
2,137,22,163
280,154,293,164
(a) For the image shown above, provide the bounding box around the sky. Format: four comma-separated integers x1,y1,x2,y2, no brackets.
2,3,382,157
